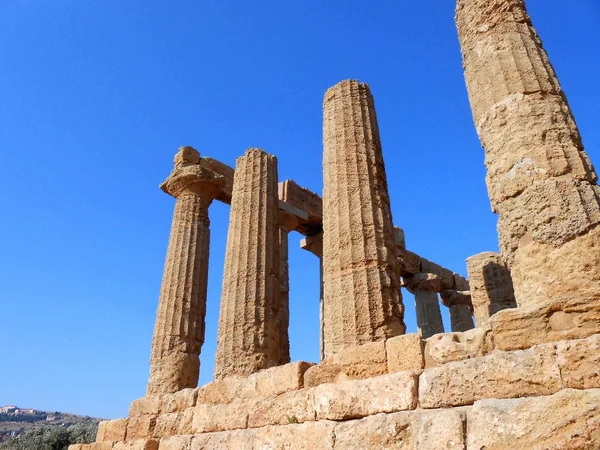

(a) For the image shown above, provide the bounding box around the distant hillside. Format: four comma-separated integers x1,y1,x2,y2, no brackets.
0,406,101,442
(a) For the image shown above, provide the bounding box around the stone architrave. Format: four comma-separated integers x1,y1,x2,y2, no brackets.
300,231,324,360
456,0,600,307
214,148,281,379
277,211,298,365
147,146,225,395
322,79,405,357
440,290,475,332
405,273,445,339
466,252,516,327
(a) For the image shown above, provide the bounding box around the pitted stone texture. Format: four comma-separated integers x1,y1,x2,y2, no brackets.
425,328,492,367
127,416,157,441
557,334,600,390
466,389,600,450
214,148,281,379
303,361,345,388
489,296,600,351
385,334,425,373
158,436,192,450
419,343,561,408
129,396,161,418
113,439,159,450
248,388,315,428
158,388,197,414
441,290,475,332
153,410,193,438
466,252,516,326
148,147,225,395
456,0,600,307
337,341,388,380
322,80,405,357
314,371,418,420
96,419,128,442
196,375,255,405
192,400,255,433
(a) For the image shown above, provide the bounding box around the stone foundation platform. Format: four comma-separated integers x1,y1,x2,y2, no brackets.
70,301,600,450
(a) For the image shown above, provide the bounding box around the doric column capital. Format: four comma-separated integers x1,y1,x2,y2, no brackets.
403,273,442,293
279,210,298,233
300,231,323,258
440,289,473,310
160,146,226,202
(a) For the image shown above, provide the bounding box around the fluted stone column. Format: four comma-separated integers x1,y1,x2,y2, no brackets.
147,146,225,395
214,148,281,379
456,0,600,307
467,252,517,327
405,273,445,339
277,211,297,365
300,231,324,360
322,80,405,357
441,290,475,332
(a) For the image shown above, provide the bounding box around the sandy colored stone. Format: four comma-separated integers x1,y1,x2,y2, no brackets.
97,419,128,442
303,361,344,388
248,388,315,428
425,328,492,367
405,274,445,339
147,147,226,395
466,252,516,327
129,396,161,417
321,79,405,357
385,333,425,373
467,389,600,450
314,371,418,420
113,440,159,450
252,361,314,397
196,375,256,405
127,416,157,441
157,436,192,450
190,430,254,450
420,259,454,291
557,334,600,390
333,409,466,450
68,446,86,450
191,400,255,433
489,295,600,351
159,388,198,414
419,343,561,408
440,290,475,332
337,341,388,380
252,421,336,450
89,444,116,450
153,409,193,438
214,148,281,379
456,0,600,308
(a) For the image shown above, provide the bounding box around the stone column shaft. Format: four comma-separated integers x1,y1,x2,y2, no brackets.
322,79,405,357
147,146,224,395
441,290,475,332
466,252,516,327
456,0,600,307
214,148,281,379
406,273,444,339
300,231,324,360
277,212,298,366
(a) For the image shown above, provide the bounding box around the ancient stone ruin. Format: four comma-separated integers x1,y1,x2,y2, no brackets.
72,1,600,448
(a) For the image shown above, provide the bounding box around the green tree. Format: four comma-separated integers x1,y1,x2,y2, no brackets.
0,422,97,450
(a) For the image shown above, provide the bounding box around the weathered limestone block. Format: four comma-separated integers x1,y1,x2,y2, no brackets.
96,419,128,442
157,436,192,450
190,430,254,450
129,396,161,418
196,375,255,405
127,416,157,441
252,361,314,398
148,146,225,395
113,439,159,450
440,290,475,332
425,328,492,367
337,341,388,380
89,444,115,450
214,148,281,379
153,409,193,438
251,421,336,450
322,79,405,357
456,0,600,307
556,334,600,390
405,273,445,339
419,343,561,408
489,295,600,351
314,371,418,420
420,259,454,290
158,388,197,414
191,400,256,433
303,361,344,388
466,252,516,327
467,389,600,450
276,212,296,366
333,409,467,450
385,333,425,372
398,248,421,276
248,388,315,428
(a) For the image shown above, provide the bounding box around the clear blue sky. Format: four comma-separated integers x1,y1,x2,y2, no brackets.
1,1,598,419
